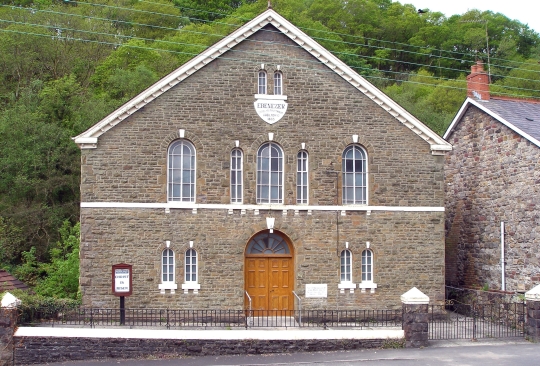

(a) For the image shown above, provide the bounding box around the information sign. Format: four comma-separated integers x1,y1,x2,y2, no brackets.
305,284,328,298
111,263,132,297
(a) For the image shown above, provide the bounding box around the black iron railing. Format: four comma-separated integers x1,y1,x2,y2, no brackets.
429,300,526,340
18,307,402,329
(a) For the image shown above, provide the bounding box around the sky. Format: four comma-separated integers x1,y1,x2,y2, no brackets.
401,0,540,34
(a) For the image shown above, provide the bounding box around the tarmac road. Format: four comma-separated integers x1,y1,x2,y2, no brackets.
31,339,539,366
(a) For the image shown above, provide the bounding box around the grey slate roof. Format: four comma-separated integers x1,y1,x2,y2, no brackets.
483,98,540,142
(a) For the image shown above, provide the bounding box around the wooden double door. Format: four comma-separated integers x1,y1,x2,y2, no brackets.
244,231,294,313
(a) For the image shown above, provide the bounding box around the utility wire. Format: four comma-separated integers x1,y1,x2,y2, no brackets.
4,18,540,94
1,27,538,100
138,0,540,70
54,1,540,74
2,6,540,86
3,4,540,84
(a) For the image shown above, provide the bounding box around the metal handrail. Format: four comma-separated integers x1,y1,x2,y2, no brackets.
292,291,302,326
244,291,252,329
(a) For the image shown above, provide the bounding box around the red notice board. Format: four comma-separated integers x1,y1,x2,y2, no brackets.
112,263,132,297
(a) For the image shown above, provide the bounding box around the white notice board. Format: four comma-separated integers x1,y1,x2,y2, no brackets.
114,269,130,293
305,284,327,298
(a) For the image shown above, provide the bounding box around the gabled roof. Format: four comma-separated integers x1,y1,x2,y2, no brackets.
0,269,29,292
444,97,540,148
74,9,451,154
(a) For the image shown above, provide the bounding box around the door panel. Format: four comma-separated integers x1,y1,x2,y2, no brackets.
246,257,293,312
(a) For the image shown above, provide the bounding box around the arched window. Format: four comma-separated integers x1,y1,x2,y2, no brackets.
258,70,267,94
231,148,243,203
257,142,283,204
168,140,196,202
362,249,373,282
340,249,352,282
162,249,175,283
185,249,197,283
247,232,290,254
296,150,308,204
342,145,367,204
274,71,282,95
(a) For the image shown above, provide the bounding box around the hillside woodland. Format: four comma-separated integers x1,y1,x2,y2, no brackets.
0,0,539,299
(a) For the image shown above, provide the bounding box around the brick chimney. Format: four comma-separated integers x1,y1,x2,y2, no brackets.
467,61,490,100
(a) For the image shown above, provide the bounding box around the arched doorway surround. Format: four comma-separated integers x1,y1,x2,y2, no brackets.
244,230,294,313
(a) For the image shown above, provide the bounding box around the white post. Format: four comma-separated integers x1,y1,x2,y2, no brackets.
501,221,505,291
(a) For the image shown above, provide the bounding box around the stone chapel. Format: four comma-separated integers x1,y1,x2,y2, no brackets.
74,9,452,310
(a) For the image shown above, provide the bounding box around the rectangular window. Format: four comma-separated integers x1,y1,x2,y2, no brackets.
296,151,308,204
274,72,282,95
231,149,243,203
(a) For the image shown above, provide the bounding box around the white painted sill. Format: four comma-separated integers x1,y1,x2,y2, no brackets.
358,281,377,293
254,94,288,100
338,282,356,294
182,282,201,294
158,282,177,294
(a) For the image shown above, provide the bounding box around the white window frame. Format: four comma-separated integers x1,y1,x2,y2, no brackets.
342,145,368,205
274,71,282,95
256,142,284,204
182,248,200,293
158,248,177,293
338,249,356,293
167,139,196,202
296,150,308,204
258,70,267,94
230,148,243,204
359,249,377,293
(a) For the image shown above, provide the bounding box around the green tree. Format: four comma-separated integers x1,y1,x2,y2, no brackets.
35,221,80,299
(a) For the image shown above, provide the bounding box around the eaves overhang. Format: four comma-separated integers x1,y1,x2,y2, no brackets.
444,98,540,148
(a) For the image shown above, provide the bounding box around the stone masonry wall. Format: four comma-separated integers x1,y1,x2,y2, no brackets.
80,208,445,309
445,105,540,291
14,336,387,365
80,25,446,309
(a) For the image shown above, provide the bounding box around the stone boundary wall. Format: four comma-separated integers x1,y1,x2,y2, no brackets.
0,309,16,366
14,336,389,364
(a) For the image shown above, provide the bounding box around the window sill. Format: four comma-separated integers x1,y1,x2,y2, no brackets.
182,282,201,294
338,282,356,294
358,282,377,293
158,282,177,294
254,94,288,101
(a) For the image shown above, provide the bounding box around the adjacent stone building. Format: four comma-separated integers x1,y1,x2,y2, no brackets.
444,62,540,292
74,9,451,310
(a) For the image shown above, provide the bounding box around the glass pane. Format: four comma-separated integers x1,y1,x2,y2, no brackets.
182,184,191,198
271,172,279,185
261,171,269,184
186,257,190,265
261,157,269,171
345,160,353,172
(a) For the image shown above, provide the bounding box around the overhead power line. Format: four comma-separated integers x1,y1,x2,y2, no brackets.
1,26,538,100
30,0,540,74
0,1,540,81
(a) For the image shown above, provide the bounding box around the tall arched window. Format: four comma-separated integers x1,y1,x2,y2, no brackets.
362,249,373,282
162,249,175,283
342,145,367,204
258,70,267,94
185,249,197,283
296,150,308,204
231,148,243,203
168,140,196,202
340,249,352,282
274,71,282,95
257,142,283,204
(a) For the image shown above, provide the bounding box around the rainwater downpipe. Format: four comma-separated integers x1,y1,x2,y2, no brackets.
501,221,505,291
